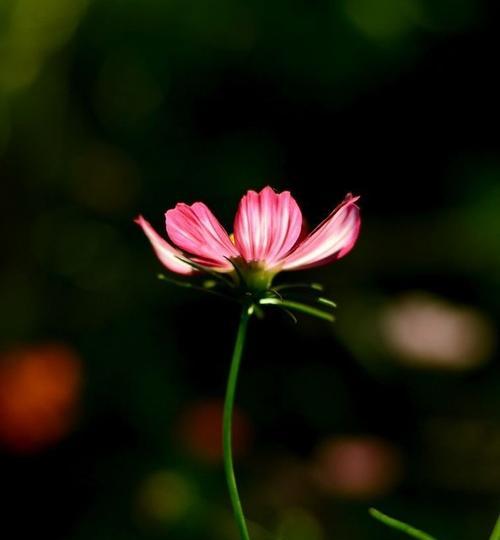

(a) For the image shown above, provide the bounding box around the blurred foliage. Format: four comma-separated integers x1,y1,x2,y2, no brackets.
0,0,499,539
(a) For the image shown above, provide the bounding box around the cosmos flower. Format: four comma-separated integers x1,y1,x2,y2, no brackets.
135,186,360,292
136,186,362,540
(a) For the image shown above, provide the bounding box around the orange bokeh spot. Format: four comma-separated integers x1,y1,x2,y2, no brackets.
0,343,82,453
177,400,252,464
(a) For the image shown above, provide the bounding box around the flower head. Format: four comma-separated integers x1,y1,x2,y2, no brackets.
136,187,360,318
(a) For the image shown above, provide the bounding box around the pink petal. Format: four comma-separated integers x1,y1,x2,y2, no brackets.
280,194,360,271
166,202,239,270
135,215,195,275
233,186,303,268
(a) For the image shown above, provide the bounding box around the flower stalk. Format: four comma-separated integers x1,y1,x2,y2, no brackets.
223,304,253,540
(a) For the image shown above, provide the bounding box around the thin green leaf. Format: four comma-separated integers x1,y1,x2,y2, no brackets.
369,509,437,540
157,273,195,289
489,515,500,540
277,306,298,324
268,288,284,300
274,282,324,292
318,297,337,308
260,298,334,322
157,274,230,300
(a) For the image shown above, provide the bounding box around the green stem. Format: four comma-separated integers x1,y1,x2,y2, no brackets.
223,305,252,540
369,508,437,540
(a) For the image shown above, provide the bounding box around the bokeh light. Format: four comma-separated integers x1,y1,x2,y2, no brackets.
0,0,89,93
344,0,422,42
136,469,197,525
277,507,325,540
177,399,253,464
380,292,495,370
0,343,82,453
310,436,402,499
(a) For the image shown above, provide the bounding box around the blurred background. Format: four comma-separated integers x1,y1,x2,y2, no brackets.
0,0,499,538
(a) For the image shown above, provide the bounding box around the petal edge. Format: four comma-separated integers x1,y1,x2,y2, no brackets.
166,202,239,270
280,194,360,271
135,215,195,275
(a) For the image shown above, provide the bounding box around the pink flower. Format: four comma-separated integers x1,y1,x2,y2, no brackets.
135,187,360,290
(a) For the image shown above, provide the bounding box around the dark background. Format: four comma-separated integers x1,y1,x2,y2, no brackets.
0,0,499,539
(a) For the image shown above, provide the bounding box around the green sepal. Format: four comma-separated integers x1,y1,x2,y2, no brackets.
273,282,324,292
157,273,230,300
318,297,337,308
259,297,334,322
224,256,246,286
277,306,298,324
251,303,265,319
157,273,194,289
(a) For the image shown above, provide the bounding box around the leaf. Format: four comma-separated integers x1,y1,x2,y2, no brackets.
489,515,500,540
260,298,334,322
369,509,437,540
